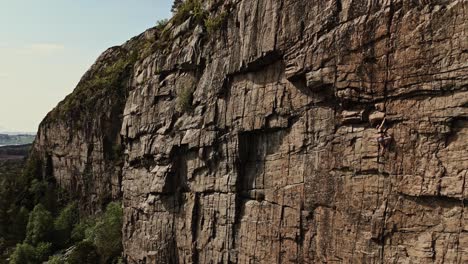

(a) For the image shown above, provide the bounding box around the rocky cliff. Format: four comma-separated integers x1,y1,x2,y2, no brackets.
33,0,467,263
34,42,139,213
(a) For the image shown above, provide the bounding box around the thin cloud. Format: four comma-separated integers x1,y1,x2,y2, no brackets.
28,43,65,53
12,43,65,55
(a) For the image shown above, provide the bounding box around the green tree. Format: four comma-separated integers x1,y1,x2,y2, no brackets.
25,204,53,246
54,202,79,247
34,242,52,262
71,218,96,243
171,0,183,13
46,255,63,264
9,242,52,264
156,19,169,30
67,240,99,264
28,179,47,205
8,206,29,241
9,243,36,264
94,202,123,263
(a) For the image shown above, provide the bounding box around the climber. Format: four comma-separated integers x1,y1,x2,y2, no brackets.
376,117,392,156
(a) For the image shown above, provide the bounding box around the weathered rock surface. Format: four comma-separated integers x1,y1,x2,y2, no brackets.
33,40,142,212
35,0,467,263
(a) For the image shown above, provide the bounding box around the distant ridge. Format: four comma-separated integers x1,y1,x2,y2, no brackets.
0,133,35,146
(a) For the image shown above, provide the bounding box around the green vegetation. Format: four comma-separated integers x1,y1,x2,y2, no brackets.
48,48,138,128
8,243,37,264
176,85,194,113
147,1,232,58
139,39,156,60
93,203,123,263
156,18,169,31
154,0,231,58
46,255,63,264
171,0,184,13
66,241,98,264
59,54,134,116
173,0,207,25
0,154,54,263
0,157,41,250
205,11,228,35
8,201,123,264
0,155,123,263
25,204,53,246
53,202,79,248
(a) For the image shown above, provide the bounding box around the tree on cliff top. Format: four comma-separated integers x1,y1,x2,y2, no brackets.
172,0,184,13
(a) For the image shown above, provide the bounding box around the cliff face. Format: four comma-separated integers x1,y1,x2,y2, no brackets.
34,0,467,263
34,41,140,213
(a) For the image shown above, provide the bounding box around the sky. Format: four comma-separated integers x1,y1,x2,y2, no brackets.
0,0,172,132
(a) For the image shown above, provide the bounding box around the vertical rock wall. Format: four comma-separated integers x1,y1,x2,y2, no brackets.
121,0,467,263
34,0,467,263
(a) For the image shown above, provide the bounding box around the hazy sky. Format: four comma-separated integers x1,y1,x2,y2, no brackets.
0,0,172,132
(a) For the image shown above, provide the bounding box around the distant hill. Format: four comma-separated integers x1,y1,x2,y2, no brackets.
0,134,35,146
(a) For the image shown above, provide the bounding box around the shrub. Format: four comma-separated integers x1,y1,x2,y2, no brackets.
140,39,155,59
34,242,52,262
176,85,194,113
71,218,96,243
28,179,47,205
22,153,43,184
46,255,63,264
25,204,53,246
154,28,172,52
53,51,136,121
156,19,169,31
54,202,79,232
191,1,207,24
7,242,51,264
173,0,207,25
171,0,184,13
67,241,99,264
94,202,123,263
54,202,79,247
110,144,124,162
9,243,36,264
9,206,30,241
205,12,228,35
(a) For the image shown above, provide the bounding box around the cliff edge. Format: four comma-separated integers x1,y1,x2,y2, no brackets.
34,0,467,263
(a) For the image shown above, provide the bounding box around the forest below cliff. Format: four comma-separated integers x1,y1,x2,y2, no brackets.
0,149,123,264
